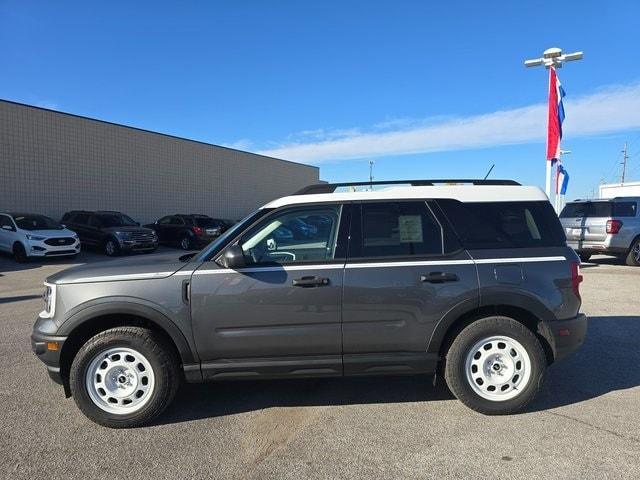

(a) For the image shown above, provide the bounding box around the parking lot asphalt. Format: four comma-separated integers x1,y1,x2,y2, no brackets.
1,249,639,480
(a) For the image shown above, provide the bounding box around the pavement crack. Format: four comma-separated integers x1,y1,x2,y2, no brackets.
545,410,640,445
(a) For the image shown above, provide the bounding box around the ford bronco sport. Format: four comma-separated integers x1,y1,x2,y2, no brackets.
32,179,587,428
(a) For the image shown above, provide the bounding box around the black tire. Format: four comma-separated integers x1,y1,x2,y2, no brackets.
625,237,640,266
104,237,120,256
69,327,180,428
578,252,592,263
13,242,28,263
179,235,192,250
444,316,546,415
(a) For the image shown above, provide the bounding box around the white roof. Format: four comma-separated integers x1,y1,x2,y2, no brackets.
263,185,549,209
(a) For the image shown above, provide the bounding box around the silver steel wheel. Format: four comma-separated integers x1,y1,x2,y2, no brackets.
180,237,190,250
105,240,116,256
633,243,640,262
464,335,532,402
85,347,156,415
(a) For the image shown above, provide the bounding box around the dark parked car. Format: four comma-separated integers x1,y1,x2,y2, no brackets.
61,210,158,256
145,214,231,250
35,180,586,428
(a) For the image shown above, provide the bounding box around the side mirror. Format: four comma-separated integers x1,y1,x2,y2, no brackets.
222,245,246,269
2,225,14,231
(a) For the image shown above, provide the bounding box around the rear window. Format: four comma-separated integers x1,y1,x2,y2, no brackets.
437,200,566,249
560,202,612,218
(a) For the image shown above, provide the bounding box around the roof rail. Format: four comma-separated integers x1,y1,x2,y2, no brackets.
293,179,521,195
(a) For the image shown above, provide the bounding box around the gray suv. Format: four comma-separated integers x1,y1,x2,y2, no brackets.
32,180,587,428
560,197,640,265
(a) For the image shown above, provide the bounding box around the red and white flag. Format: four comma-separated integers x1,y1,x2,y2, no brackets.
546,67,566,165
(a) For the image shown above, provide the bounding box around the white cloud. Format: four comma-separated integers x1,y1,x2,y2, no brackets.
223,138,254,151
257,83,640,163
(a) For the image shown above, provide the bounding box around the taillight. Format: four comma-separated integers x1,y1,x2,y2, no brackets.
192,226,203,236
570,261,583,298
606,219,623,234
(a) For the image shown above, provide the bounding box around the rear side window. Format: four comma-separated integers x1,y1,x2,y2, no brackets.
560,202,612,218
437,200,565,249
613,202,637,217
352,202,443,258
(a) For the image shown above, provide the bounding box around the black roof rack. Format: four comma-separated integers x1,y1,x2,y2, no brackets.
293,179,520,195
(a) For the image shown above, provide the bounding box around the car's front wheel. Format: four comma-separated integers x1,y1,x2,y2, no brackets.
12,242,28,263
444,316,546,415
104,238,119,256
69,327,180,428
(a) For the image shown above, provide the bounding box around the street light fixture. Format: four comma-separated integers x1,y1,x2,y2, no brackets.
525,47,583,69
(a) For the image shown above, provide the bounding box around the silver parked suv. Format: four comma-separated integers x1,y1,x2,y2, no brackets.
32,179,587,428
560,197,640,265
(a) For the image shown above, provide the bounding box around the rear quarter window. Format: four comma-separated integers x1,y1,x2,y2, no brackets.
613,202,637,217
437,200,566,249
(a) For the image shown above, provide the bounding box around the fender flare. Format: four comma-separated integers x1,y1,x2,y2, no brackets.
58,298,198,365
426,290,555,354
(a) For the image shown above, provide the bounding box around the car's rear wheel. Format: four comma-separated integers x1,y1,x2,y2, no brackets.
69,327,180,428
444,316,546,415
104,238,119,256
179,235,192,250
13,242,28,263
625,238,640,266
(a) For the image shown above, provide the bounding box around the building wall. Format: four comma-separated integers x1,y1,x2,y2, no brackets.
0,100,319,223
599,182,640,199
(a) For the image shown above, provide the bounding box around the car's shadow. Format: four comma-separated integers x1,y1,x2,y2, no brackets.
158,315,640,425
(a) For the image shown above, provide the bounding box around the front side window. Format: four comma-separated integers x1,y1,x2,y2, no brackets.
238,205,342,265
158,216,173,225
0,215,14,229
355,202,443,258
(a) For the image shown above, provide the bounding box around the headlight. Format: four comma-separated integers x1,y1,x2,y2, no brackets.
40,283,56,319
72,233,79,239
26,234,46,241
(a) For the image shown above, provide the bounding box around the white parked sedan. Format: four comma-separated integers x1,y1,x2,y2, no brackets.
0,212,80,262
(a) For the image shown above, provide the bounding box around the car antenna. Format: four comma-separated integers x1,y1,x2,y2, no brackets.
483,164,495,180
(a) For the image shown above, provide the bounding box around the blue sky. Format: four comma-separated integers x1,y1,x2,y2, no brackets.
2,1,640,199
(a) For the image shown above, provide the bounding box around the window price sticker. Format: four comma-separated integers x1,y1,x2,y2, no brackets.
398,215,423,243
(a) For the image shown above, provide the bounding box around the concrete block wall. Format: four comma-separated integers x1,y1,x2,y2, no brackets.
0,100,319,224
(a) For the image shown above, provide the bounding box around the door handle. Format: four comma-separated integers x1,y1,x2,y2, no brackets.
292,276,330,287
421,272,459,283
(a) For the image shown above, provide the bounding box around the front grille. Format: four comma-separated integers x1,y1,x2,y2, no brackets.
44,237,75,246
128,232,156,242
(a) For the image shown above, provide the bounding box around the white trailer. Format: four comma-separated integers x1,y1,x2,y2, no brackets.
599,182,640,199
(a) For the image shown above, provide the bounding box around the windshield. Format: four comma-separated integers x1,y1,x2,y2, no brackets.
14,215,62,231
194,209,271,262
98,214,138,227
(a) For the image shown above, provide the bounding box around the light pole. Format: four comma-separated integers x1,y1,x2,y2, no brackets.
524,47,583,200
368,160,374,190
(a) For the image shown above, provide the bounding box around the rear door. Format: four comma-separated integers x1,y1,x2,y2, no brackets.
341,200,479,375
0,215,16,251
154,216,174,243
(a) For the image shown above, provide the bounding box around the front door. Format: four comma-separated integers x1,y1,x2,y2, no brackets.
191,203,349,380
342,201,479,375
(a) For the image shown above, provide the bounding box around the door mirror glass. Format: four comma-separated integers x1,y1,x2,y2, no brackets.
222,244,246,269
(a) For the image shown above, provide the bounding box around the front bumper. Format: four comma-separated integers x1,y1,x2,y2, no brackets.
118,239,158,252
26,239,80,257
31,328,67,385
544,313,588,362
